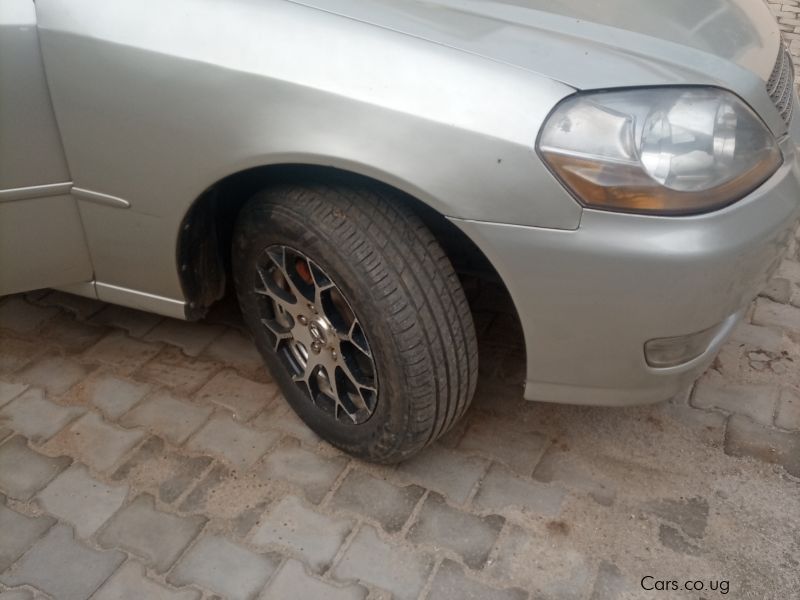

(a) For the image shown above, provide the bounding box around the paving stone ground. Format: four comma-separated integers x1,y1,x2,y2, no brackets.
2,10,800,599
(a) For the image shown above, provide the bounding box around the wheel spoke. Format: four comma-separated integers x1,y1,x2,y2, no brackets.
260,319,292,350
291,356,319,399
342,362,377,395
337,361,376,420
267,247,310,303
256,244,378,425
346,319,372,358
322,367,350,422
254,262,298,320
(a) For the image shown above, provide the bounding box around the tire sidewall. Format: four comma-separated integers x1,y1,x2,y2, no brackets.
232,195,421,461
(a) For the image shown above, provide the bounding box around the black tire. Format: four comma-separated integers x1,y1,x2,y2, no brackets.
232,181,478,463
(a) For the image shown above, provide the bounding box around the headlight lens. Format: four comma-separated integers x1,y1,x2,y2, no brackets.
538,88,782,215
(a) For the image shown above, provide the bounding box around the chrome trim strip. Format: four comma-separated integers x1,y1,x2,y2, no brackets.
95,282,187,319
0,182,73,203
71,187,131,208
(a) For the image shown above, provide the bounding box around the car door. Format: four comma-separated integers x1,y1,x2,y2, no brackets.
0,0,93,295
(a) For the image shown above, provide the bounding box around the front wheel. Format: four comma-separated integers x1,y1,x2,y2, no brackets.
232,182,478,463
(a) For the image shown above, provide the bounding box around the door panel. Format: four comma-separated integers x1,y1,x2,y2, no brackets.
0,196,92,294
0,0,93,294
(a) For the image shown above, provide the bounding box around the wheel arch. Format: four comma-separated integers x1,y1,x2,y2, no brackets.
177,163,524,369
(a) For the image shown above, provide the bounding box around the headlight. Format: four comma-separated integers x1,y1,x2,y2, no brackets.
538,87,782,215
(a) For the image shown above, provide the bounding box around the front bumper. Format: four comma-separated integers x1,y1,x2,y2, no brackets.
451,134,800,406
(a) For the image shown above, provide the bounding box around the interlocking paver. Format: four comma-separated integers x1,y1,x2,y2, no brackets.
196,370,280,422
753,298,800,340
201,329,265,377
168,535,278,600
83,331,163,373
329,469,424,533
250,495,354,572
407,492,504,569
232,500,270,539
724,415,800,476
0,500,56,571
0,298,58,334
0,337,41,375
691,374,780,426
251,405,320,445
729,321,786,350
120,390,212,445
0,590,34,600
185,414,278,470
43,412,145,472
135,347,220,395
0,524,125,600
395,446,488,505
532,449,616,506
97,494,206,573
0,388,84,443
144,319,224,357
473,463,566,517
34,290,106,320
660,402,728,447
93,560,200,600
36,464,128,538
111,436,213,503
642,496,709,543
39,314,108,353
261,558,368,600
428,559,528,600
762,277,793,304
0,381,28,407
18,356,89,397
0,436,71,500
589,561,626,600
177,463,231,513
89,305,161,338
777,259,800,283
84,374,150,419
487,524,592,600
775,388,800,430
333,525,433,600
457,416,548,475
256,444,347,504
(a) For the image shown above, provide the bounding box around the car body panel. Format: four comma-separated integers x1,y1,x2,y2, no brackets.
0,1,70,188
34,0,581,306
0,0,93,294
292,0,787,135
452,130,800,405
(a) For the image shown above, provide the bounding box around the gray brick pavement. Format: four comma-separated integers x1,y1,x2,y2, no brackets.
97,494,206,573
0,524,125,600
93,560,201,600
2,265,799,600
167,535,278,600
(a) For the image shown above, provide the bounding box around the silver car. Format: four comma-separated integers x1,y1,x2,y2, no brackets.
2,0,799,461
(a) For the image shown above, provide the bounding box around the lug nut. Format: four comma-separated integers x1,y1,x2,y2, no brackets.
311,341,322,353
330,349,338,360
297,315,308,325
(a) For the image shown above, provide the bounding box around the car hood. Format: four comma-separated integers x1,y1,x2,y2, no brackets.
297,0,781,91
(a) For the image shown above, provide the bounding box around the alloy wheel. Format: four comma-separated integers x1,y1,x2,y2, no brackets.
253,244,378,424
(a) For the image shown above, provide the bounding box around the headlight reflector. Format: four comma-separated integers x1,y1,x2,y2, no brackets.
538,88,782,215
